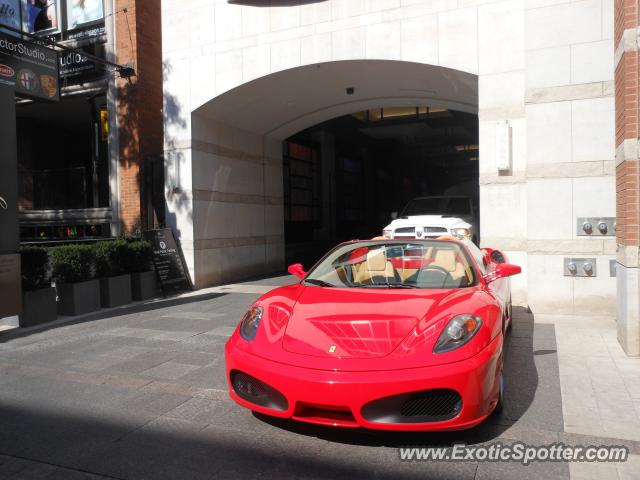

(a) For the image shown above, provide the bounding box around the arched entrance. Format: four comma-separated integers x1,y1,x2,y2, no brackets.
178,60,478,287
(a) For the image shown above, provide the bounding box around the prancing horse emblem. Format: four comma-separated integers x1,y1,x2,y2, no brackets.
328,345,336,353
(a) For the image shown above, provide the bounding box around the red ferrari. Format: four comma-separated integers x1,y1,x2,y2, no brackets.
225,238,521,431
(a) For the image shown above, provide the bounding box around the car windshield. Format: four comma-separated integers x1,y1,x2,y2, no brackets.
303,241,477,289
401,197,471,216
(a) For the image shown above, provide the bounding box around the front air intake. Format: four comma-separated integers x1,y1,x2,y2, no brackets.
362,388,462,424
230,370,288,411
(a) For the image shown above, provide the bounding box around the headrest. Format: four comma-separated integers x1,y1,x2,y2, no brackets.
366,249,387,272
434,250,457,272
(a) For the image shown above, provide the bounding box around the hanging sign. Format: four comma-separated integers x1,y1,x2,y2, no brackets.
0,31,59,101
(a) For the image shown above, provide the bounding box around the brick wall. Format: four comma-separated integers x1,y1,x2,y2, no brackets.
615,0,640,248
114,0,163,234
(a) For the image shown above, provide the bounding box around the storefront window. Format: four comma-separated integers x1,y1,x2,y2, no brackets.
22,0,59,33
16,95,111,212
66,0,103,30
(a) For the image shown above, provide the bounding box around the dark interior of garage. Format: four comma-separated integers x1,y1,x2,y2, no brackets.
283,106,479,266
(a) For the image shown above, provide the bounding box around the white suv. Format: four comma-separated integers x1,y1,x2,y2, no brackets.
382,196,478,244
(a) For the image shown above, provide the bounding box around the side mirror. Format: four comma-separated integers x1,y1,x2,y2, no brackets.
287,263,307,280
484,263,521,284
391,211,398,219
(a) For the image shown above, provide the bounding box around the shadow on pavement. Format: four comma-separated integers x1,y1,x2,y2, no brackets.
0,307,567,480
0,292,228,344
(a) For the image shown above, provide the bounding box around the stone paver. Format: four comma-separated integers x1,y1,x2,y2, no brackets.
536,313,640,480
0,275,632,479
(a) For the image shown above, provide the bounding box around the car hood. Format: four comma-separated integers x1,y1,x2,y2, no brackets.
384,215,472,230
282,287,453,359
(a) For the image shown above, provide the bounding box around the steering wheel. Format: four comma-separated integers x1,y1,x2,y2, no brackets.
413,265,452,287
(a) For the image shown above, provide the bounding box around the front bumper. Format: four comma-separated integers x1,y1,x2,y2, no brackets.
225,334,502,431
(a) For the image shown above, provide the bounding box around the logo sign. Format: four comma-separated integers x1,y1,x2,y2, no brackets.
59,48,97,78
0,63,13,77
18,68,37,91
0,32,59,101
328,345,336,353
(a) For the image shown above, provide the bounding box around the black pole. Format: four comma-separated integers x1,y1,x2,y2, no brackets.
0,84,22,317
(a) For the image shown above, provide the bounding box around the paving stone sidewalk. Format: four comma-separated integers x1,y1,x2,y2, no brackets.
0,275,636,479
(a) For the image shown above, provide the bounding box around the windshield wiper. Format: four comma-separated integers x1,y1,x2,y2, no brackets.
386,283,418,289
303,279,335,288
355,283,418,289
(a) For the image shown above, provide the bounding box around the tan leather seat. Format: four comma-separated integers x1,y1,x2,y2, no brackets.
355,249,397,284
431,250,472,286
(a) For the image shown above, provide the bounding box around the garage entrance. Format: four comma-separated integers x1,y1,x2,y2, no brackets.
188,60,478,287
283,107,479,266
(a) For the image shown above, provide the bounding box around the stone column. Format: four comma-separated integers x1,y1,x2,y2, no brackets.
615,0,640,356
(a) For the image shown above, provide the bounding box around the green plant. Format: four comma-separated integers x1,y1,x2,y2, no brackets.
93,239,129,277
20,246,51,291
51,244,95,284
127,240,153,273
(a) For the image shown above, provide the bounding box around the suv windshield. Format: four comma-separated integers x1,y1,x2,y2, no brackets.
303,241,477,289
401,197,471,217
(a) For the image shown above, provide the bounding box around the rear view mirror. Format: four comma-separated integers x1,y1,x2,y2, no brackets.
288,263,307,280
391,211,398,219
484,263,521,284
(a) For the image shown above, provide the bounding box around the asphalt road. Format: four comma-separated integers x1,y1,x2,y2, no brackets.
0,275,570,480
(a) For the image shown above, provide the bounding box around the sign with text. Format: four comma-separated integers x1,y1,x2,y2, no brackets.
0,0,21,33
59,48,94,77
143,229,192,295
0,31,59,101
0,254,21,317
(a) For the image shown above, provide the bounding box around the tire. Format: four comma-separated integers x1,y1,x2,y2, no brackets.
505,299,513,333
493,369,505,415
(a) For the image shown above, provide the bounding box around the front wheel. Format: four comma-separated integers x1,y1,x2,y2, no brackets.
493,369,505,415
505,299,513,333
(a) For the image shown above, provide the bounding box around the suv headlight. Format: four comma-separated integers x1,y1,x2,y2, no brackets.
239,306,263,341
451,228,471,240
433,314,482,353
382,229,392,238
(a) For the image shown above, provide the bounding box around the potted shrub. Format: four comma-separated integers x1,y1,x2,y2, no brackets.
94,239,132,308
127,240,158,301
52,244,100,315
19,246,56,327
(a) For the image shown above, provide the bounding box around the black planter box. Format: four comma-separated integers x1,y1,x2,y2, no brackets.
100,274,132,308
131,271,158,301
57,279,101,316
19,286,57,327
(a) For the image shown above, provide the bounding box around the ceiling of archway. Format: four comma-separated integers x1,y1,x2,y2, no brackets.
193,60,477,140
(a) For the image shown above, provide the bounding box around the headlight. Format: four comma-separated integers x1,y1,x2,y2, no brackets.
239,306,263,341
433,314,482,353
382,229,392,238
451,228,471,240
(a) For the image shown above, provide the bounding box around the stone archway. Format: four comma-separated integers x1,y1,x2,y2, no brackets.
176,60,478,287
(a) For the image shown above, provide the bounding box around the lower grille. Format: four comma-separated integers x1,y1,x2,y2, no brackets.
230,370,288,411
362,388,462,424
400,389,462,417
